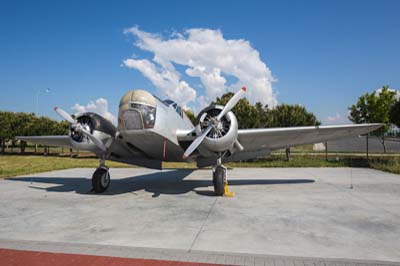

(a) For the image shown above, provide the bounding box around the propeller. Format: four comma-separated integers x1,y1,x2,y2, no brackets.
217,86,246,120
54,107,107,152
182,86,246,159
54,107,75,124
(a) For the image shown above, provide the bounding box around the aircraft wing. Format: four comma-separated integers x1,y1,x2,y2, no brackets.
17,135,163,169
16,136,73,147
195,123,383,167
237,123,383,151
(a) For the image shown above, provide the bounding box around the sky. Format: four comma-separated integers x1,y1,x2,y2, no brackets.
0,0,399,125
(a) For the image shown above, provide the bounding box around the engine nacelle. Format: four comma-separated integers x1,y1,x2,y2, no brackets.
70,112,116,151
195,105,238,153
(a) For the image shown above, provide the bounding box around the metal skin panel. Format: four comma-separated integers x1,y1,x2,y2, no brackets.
118,91,194,162
237,123,383,151
16,135,72,147
16,89,383,168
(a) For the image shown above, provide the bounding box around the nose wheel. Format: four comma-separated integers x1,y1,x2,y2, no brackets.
92,166,110,193
212,164,235,197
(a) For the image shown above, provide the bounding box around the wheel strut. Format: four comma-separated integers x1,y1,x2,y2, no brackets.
213,159,235,197
91,157,110,193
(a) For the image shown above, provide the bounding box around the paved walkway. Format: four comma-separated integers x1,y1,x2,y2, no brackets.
1,239,399,266
0,248,218,266
1,168,400,262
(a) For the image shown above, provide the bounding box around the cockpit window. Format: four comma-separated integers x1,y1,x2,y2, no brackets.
162,99,183,118
129,103,156,129
176,106,182,117
163,99,175,106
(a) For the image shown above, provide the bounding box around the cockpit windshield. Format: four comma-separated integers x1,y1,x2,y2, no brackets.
163,99,175,106
163,99,183,117
129,103,156,129
119,90,157,130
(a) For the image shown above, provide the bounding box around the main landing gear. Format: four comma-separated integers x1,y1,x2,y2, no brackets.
90,158,234,196
92,159,110,193
212,159,235,197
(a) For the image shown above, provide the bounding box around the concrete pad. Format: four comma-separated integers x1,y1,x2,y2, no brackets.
0,167,399,262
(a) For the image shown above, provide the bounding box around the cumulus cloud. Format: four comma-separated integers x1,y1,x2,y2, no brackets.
123,27,277,109
325,112,349,125
72,98,116,124
123,58,196,105
327,112,341,122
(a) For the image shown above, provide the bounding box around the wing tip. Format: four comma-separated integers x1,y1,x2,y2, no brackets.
241,86,247,92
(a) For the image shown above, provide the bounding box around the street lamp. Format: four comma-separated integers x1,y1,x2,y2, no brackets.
35,88,51,116
33,88,52,154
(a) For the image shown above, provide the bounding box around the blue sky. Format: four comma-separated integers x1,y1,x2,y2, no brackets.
1,0,399,124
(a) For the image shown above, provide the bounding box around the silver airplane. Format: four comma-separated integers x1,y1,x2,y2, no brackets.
18,87,382,196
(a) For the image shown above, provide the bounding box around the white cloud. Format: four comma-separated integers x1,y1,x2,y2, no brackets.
72,98,116,124
324,112,350,125
327,112,341,122
123,27,277,109
123,58,196,105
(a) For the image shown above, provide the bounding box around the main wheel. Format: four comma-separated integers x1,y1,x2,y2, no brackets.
92,167,110,193
213,166,225,196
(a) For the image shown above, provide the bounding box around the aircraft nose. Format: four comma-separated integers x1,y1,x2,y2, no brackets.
118,90,157,130
119,89,157,108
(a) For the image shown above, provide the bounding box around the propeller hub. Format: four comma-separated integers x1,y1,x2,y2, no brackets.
210,117,220,128
182,86,246,159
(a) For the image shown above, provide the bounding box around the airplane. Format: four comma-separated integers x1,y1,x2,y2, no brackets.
18,87,382,196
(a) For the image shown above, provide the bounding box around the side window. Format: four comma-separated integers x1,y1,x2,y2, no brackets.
176,106,182,118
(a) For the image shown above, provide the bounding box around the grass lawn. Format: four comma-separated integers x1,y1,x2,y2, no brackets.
0,155,127,178
1,154,400,178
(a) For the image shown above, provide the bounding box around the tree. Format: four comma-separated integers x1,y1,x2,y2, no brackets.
348,85,396,152
13,112,36,152
215,92,269,129
183,109,196,125
0,112,13,153
0,111,69,154
390,100,400,128
268,104,320,128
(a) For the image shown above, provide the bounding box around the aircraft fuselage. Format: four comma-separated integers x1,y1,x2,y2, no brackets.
117,90,194,162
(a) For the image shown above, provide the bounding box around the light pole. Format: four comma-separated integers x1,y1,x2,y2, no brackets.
34,88,52,154
35,88,51,116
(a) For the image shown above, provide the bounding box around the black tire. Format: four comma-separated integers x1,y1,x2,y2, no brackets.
213,166,225,196
92,167,110,193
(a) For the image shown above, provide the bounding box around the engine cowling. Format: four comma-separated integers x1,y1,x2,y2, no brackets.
195,105,238,153
70,112,116,151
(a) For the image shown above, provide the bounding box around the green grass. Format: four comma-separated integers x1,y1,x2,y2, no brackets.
1,154,400,178
228,155,353,168
0,155,131,178
369,157,400,174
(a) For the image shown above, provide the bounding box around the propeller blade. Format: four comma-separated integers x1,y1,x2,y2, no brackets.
182,125,212,159
81,128,107,152
217,86,246,120
54,107,75,124
55,106,108,152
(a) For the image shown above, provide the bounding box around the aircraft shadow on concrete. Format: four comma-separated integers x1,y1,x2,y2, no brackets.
8,170,315,197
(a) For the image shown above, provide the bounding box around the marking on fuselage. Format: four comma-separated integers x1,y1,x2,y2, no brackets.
163,139,167,159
